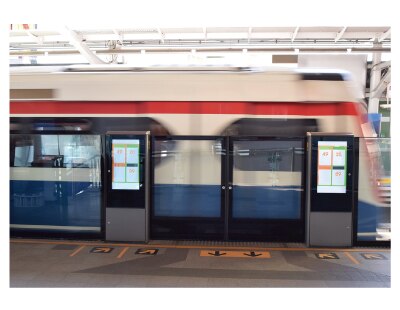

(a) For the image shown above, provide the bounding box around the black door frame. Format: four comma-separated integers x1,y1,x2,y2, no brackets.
150,135,227,240
150,135,307,242
226,136,306,242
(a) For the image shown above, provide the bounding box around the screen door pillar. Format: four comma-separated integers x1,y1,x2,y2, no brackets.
306,132,354,247
105,131,150,242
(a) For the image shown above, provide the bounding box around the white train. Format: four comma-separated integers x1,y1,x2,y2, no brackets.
9,65,386,242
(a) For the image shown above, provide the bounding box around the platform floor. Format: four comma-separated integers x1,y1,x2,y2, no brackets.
10,239,390,288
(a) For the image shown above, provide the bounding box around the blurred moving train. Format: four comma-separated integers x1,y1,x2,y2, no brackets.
9,65,387,242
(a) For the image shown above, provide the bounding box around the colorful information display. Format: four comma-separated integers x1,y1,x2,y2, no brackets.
317,141,347,193
112,139,140,190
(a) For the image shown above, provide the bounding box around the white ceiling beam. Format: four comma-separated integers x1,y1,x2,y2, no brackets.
112,29,123,41
60,26,106,64
248,27,252,43
9,33,69,44
378,29,391,42
11,44,390,56
335,27,347,42
9,27,392,60
11,48,392,57
297,31,380,39
25,30,43,44
81,33,161,41
157,28,165,43
9,30,391,44
291,26,299,42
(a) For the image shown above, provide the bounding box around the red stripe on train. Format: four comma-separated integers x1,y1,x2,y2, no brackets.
10,101,359,116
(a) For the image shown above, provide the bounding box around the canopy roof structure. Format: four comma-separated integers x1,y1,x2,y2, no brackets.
10,26,391,62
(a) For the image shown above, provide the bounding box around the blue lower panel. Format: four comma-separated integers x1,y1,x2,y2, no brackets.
153,184,221,217
232,186,302,219
10,180,101,229
154,184,302,219
357,200,390,241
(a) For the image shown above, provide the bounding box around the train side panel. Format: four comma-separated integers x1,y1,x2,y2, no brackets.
9,69,384,241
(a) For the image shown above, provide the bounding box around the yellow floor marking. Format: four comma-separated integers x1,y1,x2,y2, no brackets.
117,247,129,259
10,239,390,253
344,252,360,265
200,250,270,258
69,245,85,257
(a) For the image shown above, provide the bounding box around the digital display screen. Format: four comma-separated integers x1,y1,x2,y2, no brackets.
112,139,140,190
317,141,347,193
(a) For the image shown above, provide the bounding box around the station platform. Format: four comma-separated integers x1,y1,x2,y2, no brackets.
10,238,390,288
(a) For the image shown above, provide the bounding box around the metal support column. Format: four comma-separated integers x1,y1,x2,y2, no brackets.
368,43,382,114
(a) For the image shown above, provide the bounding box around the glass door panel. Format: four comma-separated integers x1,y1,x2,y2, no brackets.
10,134,102,237
228,137,305,241
151,136,225,240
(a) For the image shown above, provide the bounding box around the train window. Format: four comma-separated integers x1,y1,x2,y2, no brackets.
222,118,319,137
10,117,172,135
233,140,304,172
10,134,102,233
10,135,33,167
57,135,100,167
40,135,60,155
10,134,101,168
14,145,34,167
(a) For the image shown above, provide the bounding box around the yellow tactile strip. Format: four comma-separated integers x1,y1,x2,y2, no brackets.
10,238,390,253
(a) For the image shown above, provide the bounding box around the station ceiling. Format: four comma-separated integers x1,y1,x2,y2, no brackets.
10,26,391,60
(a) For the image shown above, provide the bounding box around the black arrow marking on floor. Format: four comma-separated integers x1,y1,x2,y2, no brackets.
75,249,389,282
135,249,158,255
243,251,262,257
208,251,226,256
90,247,114,254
